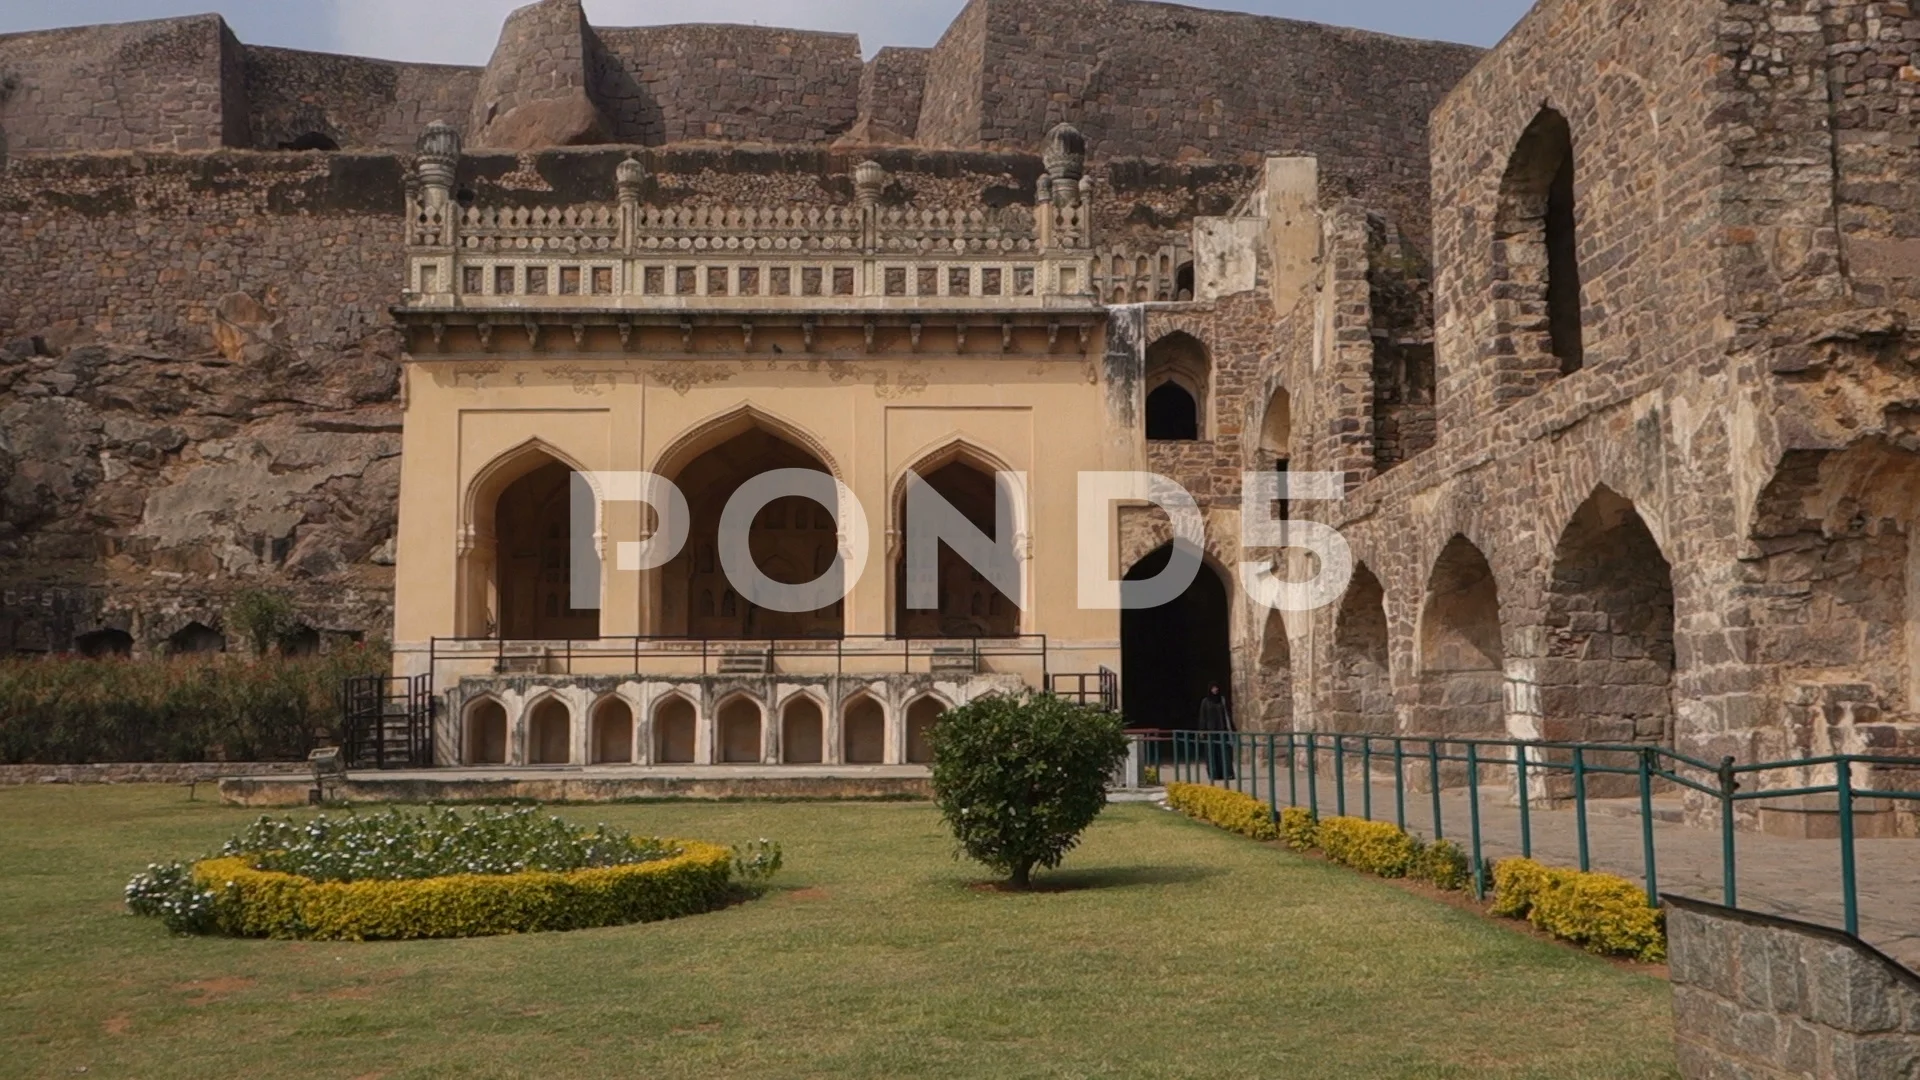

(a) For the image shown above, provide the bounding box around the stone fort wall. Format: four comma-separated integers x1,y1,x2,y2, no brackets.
1243,0,1920,782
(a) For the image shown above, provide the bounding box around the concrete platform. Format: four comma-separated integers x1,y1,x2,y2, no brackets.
220,764,935,807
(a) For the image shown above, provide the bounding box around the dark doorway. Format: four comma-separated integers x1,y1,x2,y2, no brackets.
1145,383,1200,441
1120,543,1232,731
73,629,133,658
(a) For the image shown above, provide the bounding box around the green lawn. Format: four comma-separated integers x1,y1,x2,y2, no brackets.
0,786,1678,1079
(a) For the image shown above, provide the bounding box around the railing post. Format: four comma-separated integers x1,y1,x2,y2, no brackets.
1266,735,1278,821
1287,733,1299,808
1334,736,1347,817
1393,738,1406,832
1428,740,1444,841
1307,733,1319,818
1361,737,1373,821
1516,743,1532,860
1467,743,1484,901
1837,757,1859,937
1638,747,1659,908
1718,755,1738,908
1573,745,1590,872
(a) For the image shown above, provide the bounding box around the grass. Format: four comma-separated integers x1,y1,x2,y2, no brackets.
0,786,1679,1079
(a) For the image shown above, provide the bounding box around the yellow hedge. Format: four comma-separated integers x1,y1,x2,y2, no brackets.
1315,816,1421,879
1279,807,1318,851
189,841,734,941
1491,858,1665,963
1165,783,1277,841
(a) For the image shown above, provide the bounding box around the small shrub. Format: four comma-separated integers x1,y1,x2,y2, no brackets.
931,691,1131,889
1165,783,1277,840
1490,857,1563,919
731,839,784,885
228,590,297,657
125,861,218,934
1316,817,1421,878
1279,807,1318,851
1490,858,1665,962
1412,838,1471,892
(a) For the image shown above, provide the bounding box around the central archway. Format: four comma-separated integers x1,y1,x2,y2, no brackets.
658,422,844,640
892,449,1023,639
1120,543,1232,730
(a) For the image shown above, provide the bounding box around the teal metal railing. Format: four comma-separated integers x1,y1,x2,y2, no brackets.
1146,730,1920,939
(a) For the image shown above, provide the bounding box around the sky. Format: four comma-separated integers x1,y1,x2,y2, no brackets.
0,1,1536,64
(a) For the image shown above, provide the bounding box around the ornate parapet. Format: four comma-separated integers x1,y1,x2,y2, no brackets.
400,134,1101,318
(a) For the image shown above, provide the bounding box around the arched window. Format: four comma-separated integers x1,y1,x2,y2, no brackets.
1492,108,1584,402
1143,331,1210,442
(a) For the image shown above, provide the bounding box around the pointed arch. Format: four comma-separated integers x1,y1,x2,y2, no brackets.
589,694,635,764
841,691,887,764
526,693,573,765
1491,106,1584,403
463,695,509,765
652,406,845,640
463,436,601,536
1120,542,1233,730
461,437,604,640
1144,331,1210,441
779,691,827,764
1254,608,1294,732
651,691,698,764
1540,486,1674,748
1414,536,1506,738
904,692,951,764
890,436,1028,639
715,692,765,764
649,402,845,485
1328,563,1393,736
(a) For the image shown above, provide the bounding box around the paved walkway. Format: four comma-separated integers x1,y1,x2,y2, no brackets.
1160,761,1920,969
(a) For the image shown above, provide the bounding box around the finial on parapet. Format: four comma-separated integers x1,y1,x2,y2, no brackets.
854,160,887,208
1043,122,1087,206
414,121,462,206
616,153,647,204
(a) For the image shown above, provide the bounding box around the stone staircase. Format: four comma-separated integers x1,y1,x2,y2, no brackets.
929,645,978,676
717,649,772,675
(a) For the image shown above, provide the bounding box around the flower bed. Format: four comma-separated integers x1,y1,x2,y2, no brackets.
127,807,744,940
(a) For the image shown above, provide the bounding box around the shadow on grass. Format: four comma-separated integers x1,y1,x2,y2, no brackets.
968,864,1221,893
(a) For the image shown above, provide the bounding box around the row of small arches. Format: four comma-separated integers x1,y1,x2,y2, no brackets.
462,691,948,767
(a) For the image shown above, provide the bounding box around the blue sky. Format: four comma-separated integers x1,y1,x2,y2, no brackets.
0,1,1535,64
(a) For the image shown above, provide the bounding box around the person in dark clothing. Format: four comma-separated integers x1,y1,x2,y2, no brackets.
1197,684,1236,782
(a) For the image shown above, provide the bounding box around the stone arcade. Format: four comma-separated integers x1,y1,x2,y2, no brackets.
3,0,1920,815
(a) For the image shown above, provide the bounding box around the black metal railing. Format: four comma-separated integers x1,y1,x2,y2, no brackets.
1049,666,1119,711
340,674,434,770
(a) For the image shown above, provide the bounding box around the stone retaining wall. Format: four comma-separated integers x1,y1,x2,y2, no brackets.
1666,894,1920,1080
0,762,310,785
